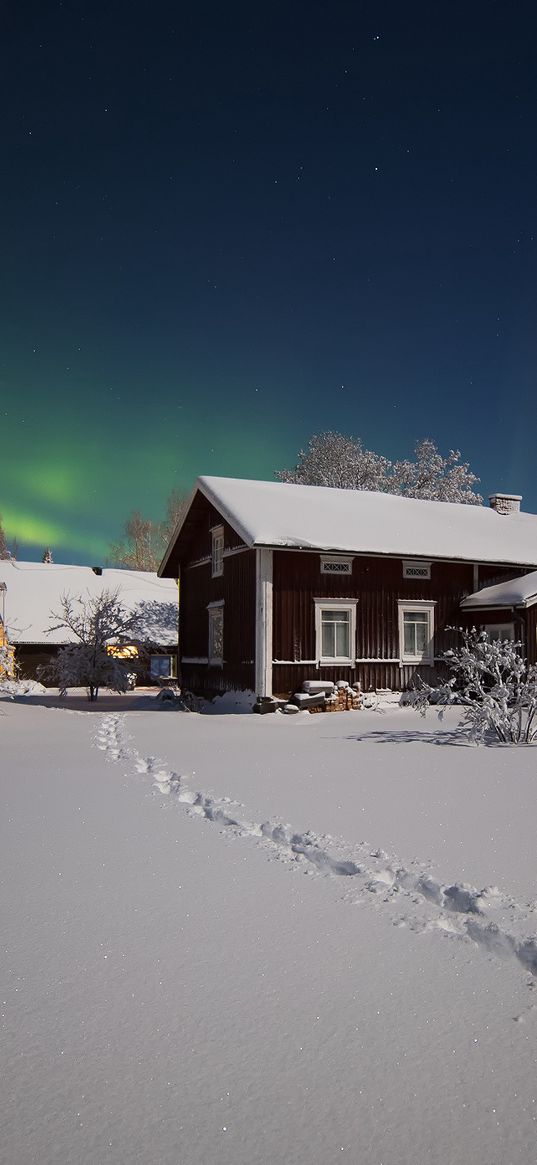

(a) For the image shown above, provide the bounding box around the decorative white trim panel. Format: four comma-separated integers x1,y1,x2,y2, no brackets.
403,560,431,580
320,556,353,575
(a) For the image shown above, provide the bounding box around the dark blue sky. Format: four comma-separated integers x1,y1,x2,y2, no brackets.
1,0,536,562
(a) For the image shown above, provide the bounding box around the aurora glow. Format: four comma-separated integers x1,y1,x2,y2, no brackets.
2,2,537,563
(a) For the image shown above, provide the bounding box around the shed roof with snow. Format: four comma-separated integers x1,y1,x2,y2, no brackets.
461,570,537,610
0,562,179,645
160,476,537,572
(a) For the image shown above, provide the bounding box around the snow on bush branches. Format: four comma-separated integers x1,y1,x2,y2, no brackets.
410,630,537,744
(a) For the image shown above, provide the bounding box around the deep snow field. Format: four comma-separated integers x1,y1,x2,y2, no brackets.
2,692,537,1165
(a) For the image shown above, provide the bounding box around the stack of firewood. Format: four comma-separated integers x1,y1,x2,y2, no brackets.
324,682,361,712
291,679,362,714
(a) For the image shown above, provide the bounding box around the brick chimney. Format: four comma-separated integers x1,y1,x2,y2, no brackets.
489,493,522,515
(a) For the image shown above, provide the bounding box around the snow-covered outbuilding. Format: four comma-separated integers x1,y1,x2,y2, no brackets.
0,561,179,682
460,568,537,647
158,478,537,697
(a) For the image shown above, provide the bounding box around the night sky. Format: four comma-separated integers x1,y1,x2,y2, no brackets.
2,1,537,563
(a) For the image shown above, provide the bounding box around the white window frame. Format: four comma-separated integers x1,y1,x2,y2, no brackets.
314,598,357,665
149,654,176,680
211,526,224,577
208,600,224,666
484,622,515,642
398,600,435,665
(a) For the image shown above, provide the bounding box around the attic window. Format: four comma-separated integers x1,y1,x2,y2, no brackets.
320,556,353,575
403,560,431,580
211,526,224,577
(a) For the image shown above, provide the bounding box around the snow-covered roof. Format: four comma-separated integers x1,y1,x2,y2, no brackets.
161,476,537,570
461,570,537,610
0,562,178,645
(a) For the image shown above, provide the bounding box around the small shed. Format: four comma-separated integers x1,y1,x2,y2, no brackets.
460,570,537,660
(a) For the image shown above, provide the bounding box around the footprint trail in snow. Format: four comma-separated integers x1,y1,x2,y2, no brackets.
95,713,537,980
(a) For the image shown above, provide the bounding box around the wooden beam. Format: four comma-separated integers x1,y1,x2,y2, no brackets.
255,548,273,697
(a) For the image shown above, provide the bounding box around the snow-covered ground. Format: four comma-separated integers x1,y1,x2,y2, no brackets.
2,694,537,1164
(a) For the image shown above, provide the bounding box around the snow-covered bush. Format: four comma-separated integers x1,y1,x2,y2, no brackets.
410,630,537,744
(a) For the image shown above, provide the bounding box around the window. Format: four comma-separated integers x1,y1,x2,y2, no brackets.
314,599,357,664
211,526,224,577
208,601,224,665
320,556,353,576
150,655,176,679
402,560,431,580
398,601,435,664
106,644,139,659
484,623,515,642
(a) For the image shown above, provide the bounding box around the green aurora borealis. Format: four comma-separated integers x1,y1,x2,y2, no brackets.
3,3,537,563
0,354,295,563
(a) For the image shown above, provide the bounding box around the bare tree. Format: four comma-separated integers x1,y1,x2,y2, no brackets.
160,488,189,547
0,514,12,560
42,588,145,701
109,489,189,571
109,511,160,571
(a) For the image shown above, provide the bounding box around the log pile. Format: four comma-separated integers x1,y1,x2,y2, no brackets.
289,679,362,714
255,680,362,714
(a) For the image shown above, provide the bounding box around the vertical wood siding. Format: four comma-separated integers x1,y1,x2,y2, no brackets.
180,542,256,695
170,494,537,697
272,551,476,695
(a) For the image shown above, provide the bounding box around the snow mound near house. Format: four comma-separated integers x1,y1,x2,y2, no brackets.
201,690,257,715
0,679,47,698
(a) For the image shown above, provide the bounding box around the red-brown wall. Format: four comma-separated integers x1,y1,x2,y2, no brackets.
272,551,473,694
177,495,256,694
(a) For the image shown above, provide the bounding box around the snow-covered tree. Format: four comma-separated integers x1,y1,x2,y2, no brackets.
0,514,12,560
276,432,391,491
277,433,482,504
391,439,482,504
410,629,537,744
42,588,146,701
42,547,54,564
109,489,189,571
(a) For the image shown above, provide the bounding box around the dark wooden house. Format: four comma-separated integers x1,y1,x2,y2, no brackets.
159,478,537,698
